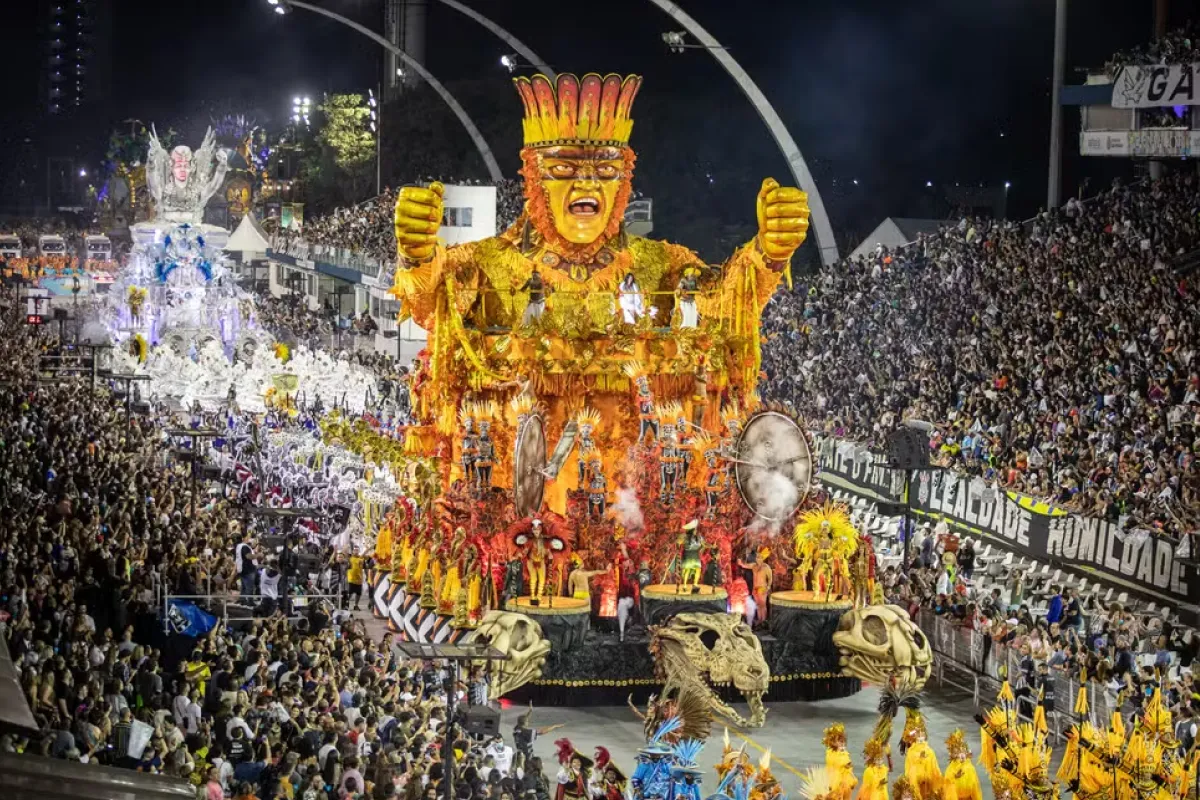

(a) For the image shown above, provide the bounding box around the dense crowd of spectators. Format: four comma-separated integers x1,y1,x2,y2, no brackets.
762,172,1200,538
267,180,524,270
878,523,1200,745
1105,24,1200,77
0,316,537,799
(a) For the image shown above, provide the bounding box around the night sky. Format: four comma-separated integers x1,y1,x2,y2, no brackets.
7,0,1199,236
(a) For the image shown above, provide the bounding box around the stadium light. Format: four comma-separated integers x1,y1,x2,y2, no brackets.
662,31,688,53
852,179,858,185
1005,181,1012,189
267,0,279,4
78,168,87,177
500,54,517,72
274,4,288,14
925,180,933,188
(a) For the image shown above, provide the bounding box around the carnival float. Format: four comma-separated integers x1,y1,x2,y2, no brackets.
358,72,933,718
100,126,377,414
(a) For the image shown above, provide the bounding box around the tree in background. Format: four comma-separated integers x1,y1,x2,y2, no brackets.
312,93,376,207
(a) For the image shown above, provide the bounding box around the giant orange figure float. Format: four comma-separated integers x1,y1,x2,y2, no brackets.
390,73,810,514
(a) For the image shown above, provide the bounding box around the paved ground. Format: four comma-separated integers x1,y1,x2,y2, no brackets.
502,684,992,800
356,612,993,800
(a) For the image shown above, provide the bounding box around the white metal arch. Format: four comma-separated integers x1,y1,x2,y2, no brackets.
285,0,504,183
646,0,841,266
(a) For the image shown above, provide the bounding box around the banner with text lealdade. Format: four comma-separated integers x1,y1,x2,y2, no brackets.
1112,63,1200,108
816,438,1195,604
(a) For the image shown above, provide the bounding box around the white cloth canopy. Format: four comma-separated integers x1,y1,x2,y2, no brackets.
224,212,270,255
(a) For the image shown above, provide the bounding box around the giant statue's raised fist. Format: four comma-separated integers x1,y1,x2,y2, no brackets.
755,177,810,263
394,181,444,263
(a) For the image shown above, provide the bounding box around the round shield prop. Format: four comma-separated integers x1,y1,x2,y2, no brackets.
513,412,547,517
734,410,813,521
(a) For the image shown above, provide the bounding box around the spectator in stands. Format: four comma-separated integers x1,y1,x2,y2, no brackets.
1045,585,1064,625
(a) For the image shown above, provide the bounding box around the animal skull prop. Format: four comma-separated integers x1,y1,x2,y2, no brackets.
832,604,933,689
650,612,769,728
469,610,552,698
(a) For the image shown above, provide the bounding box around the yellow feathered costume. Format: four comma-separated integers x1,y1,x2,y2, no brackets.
941,730,981,800
901,709,942,800
855,739,889,800
792,503,858,596
824,724,858,800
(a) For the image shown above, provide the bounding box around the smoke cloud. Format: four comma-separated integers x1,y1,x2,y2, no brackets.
745,469,799,536
612,486,645,532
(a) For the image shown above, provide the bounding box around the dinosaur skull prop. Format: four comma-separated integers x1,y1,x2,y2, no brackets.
469,610,552,698
832,604,933,689
650,612,769,728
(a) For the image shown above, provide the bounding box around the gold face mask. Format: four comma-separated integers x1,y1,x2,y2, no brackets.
533,145,626,246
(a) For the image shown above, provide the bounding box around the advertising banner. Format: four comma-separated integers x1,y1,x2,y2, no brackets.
816,440,1195,603
1112,63,1200,108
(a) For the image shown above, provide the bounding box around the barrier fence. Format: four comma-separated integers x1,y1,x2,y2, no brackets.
162,590,345,634
916,608,1124,741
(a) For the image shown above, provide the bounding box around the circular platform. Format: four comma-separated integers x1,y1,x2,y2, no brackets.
769,590,853,611
641,584,728,625
506,595,590,651
507,596,591,614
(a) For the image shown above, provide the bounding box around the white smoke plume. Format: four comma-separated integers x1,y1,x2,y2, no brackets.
745,469,800,536
612,486,645,532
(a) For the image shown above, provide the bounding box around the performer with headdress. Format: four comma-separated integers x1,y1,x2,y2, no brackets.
474,403,497,493
891,778,919,800
702,441,731,520
626,362,658,446
460,402,479,486
676,407,695,482
670,520,704,589
575,407,601,489
823,723,858,800
587,457,608,520
941,730,980,800
856,739,890,800
900,707,941,800
657,403,684,504
592,748,627,800
555,739,594,800
671,740,706,800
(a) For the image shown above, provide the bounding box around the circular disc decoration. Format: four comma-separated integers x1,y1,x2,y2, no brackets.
734,410,813,521
513,412,547,517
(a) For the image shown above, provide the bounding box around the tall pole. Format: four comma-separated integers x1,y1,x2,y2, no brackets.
376,82,382,197
644,0,840,266
283,0,503,183
903,469,913,568
1047,0,1067,209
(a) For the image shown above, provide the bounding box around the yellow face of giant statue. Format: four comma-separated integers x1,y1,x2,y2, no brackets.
532,145,626,246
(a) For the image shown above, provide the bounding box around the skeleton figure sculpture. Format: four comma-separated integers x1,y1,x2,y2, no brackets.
469,610,552,698
832,604,933,689
649,612,769,728
146,126,229,224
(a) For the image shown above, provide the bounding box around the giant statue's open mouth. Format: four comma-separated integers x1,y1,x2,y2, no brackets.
567,196,601,217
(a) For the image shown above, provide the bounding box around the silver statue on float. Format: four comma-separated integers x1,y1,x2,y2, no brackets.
145,126,230,225
107,126,260,365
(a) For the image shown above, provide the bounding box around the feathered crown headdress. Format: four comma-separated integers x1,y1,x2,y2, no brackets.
822,723,846,750
946,729,971,760
862,738,885,764
475,400,497,422
721,403,742,425
575,406,602,430
900,707,928,746
623,360,649,381
656,401,684,425
514,73,642,148
459,402,479,427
